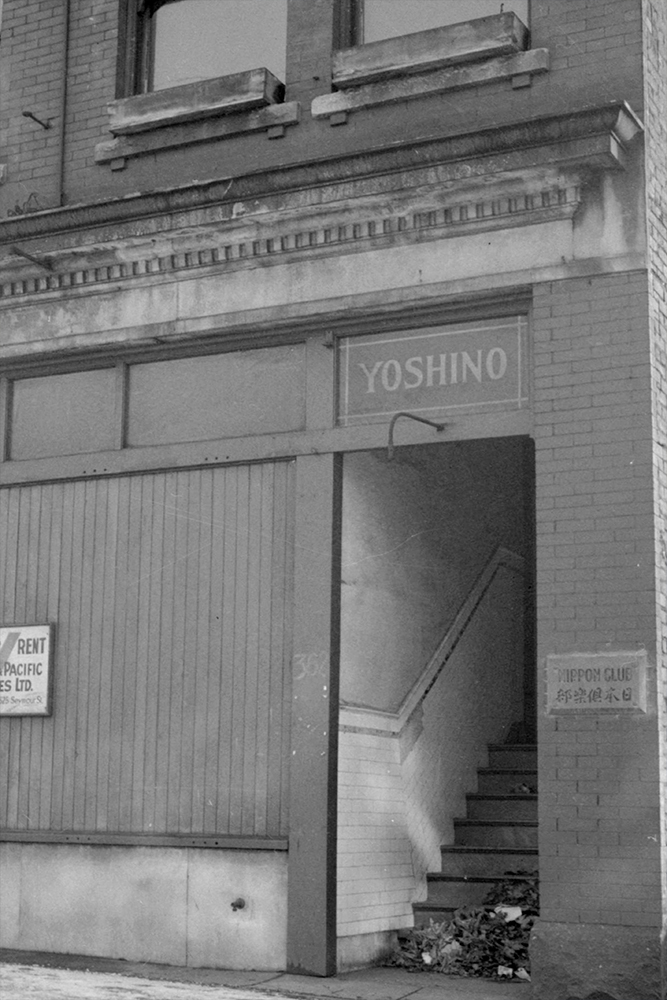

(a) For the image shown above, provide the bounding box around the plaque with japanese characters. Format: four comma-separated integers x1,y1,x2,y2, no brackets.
546,651,647,713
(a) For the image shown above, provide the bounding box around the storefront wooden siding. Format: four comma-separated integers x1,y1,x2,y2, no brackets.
0,462,295,843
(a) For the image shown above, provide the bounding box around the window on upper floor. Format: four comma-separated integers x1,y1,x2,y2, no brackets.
360,0,529,43
105,0,539,163
119,0,288,96
324,0,534,105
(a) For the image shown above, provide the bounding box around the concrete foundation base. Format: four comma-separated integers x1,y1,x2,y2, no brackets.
0,843,287,971
336,931,397,972
529,920,664,1000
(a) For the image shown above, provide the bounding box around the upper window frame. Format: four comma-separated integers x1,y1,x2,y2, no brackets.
336,1,531,50
116,0,289,99
116,0,150,98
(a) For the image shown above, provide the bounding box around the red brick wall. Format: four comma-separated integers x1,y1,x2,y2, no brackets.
0,0,68,213
533,273,655,654
63,1,118,197
0,0,649,213
533,0,644,86
532,271,664,993
285,0,335,104
642,0,667,963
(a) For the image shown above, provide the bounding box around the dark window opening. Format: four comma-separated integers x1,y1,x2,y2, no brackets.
341,0,529,47
121,0,288,96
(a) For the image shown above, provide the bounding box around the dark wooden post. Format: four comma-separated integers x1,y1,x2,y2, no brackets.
287,452,342,976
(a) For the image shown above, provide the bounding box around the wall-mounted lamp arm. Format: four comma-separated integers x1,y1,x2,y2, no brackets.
387,411,447,459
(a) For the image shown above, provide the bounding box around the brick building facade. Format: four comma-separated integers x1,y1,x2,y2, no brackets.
0,3,665,998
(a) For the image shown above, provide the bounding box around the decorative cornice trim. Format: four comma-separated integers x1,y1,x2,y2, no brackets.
0,103,641,245
0,185,580,302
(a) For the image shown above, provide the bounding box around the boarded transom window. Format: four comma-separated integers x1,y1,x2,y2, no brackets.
362,0,529,43
10,369,117,461
127,345,305,446
150,0,288,91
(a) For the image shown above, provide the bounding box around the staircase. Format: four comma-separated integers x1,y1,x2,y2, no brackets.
414,744,538,925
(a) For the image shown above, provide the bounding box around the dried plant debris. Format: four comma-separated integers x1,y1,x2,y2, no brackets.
387,872,539,981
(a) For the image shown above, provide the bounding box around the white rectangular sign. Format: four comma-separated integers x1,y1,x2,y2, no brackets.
0,623,53,716
338,317,529,425
546,651,647,713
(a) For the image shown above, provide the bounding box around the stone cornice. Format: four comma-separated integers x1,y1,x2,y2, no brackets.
0,103,642,250
0,183,582,302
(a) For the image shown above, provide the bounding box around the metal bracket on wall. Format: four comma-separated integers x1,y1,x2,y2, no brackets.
387,411,447,459
10,246,54,272
21,111,54,130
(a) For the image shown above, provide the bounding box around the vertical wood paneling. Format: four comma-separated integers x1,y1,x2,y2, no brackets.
180,470,201,832
28,484,49,828
72,479,96,830
106,475,129,833
39,482,63,828
230,467,249,835
154,471,174,836
142,472,165,833
271,459,293,836
2,489,21,828
205,469,227,834
192,469,213,832
50,482,75,829
132,473,154,831
0,461,295,837
95,475,120,831
217,469,236,833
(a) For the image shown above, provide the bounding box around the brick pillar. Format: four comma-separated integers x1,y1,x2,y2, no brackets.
530,273,664,1000
285,0,336,105
643,0,667,989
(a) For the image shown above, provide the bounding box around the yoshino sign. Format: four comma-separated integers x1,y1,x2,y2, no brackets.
338,317,528,424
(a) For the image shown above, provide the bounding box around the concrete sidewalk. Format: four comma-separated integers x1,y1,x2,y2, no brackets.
0,950,529,1000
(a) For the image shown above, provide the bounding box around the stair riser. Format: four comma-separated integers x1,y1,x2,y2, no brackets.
477,771,537,795
440,850,538,877
487,749,537,770
454,824,538,848
425,880,501,907
467,797,537,821
413,907,455,927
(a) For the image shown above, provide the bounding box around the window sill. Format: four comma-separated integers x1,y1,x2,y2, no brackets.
333,12,529,89
96,68,299,165
108,67,285,135
312,13,545,123
312,48,548,122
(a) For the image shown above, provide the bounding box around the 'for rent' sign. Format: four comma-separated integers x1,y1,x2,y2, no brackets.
0,623,53,716
338,317,528,425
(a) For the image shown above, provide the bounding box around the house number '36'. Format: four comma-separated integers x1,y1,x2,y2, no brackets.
293,652,329,680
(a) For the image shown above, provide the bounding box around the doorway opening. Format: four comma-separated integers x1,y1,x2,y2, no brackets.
335,435,536,964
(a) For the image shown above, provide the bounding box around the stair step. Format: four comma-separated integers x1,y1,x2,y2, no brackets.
425,873,537,908
453,819,538,848
412,903,456,927
440,845,538,877
487,744,537,770
476,768,537,795
466,793,537,821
